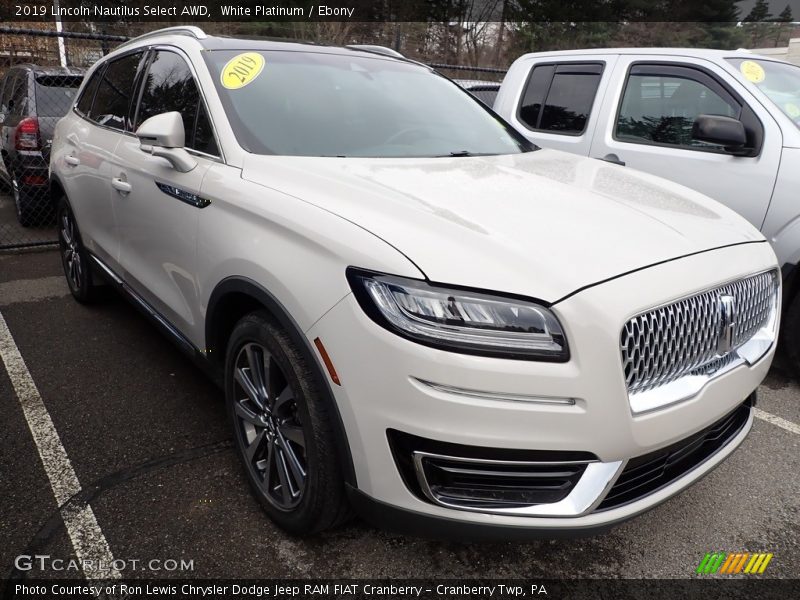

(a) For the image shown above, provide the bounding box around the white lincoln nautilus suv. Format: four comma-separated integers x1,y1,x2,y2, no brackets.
49,27,780,537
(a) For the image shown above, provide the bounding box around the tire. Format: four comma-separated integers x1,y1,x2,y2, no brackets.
0,159,11,193
12,171,37,228
57,197,101,304
225,311,350,534
782,292,800,372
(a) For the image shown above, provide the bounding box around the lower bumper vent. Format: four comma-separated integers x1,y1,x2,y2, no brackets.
388,429,597,512
596,396,753,511
417,455,586,508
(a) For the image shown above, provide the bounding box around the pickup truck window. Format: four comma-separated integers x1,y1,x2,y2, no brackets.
616,65,739,152
727,58,800,129
517,63,603,135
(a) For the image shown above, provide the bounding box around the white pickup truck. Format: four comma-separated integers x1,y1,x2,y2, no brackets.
494,48,800,366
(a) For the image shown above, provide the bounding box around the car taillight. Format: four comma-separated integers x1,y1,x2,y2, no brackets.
15,117,40,151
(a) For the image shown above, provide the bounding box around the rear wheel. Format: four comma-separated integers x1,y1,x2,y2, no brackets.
225,311,350,534
12,171,37,228
58,197,101,303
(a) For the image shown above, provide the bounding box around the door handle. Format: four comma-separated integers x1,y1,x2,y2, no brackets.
64,155,80,166
600,153,625,166
111,177,132,194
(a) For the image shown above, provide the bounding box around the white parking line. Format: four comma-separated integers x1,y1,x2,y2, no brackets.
754,407,800,435
0,311,118,579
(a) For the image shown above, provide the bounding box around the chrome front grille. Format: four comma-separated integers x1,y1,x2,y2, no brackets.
621,270,778,396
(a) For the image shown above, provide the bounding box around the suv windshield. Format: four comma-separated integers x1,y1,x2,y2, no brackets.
205,50,532,157
35,75,83,116
727,58,800,129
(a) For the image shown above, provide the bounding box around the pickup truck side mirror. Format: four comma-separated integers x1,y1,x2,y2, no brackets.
692,114,748,154
135,112,196,173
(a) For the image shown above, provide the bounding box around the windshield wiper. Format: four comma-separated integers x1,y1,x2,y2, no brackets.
436,150,496,157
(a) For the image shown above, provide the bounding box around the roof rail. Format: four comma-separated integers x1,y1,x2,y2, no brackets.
117,26,207,49
346,44,404,59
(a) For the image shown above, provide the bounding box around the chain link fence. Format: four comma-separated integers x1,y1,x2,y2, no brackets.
0,27,126,249
0,27,506,250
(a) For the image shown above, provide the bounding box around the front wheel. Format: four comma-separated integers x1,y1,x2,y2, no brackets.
225,311,350,534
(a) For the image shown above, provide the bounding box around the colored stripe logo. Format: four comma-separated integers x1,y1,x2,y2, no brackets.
696,552,773,574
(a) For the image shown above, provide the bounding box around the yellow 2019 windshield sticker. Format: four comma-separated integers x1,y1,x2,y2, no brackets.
221,52,265,90
740,60,765,83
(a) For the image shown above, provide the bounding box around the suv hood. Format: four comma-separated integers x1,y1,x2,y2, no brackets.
242,149,765,302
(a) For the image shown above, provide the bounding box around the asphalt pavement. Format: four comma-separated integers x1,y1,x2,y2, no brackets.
0,241,798,583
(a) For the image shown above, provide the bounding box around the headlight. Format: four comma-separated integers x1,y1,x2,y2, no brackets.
346,268,569,361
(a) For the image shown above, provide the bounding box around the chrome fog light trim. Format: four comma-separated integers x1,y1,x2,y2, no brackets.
412,451,623,517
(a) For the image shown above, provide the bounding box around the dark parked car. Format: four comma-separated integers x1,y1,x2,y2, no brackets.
453,79,502,107
0,65,85,226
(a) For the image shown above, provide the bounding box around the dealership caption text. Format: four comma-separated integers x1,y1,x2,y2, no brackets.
13,4,355,18
14,583,549,597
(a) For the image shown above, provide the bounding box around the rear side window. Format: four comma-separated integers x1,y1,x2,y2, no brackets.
89,52,144,131
136,50,218,155
0,74,13,111
469,86,500,107
34,75,83,117
518,63,603,134
75,67,104,116
9,74,29,116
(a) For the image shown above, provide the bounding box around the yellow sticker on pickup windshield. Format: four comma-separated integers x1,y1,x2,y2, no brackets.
221,52,265,90
740,60,766,83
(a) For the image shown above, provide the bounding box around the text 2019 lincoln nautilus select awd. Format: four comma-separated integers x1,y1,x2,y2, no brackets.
49,27,779,537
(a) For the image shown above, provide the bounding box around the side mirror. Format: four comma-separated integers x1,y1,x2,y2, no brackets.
692,114,748,154
135,112,196,172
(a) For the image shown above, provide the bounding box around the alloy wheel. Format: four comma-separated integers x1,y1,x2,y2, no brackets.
60,207,83,292
232,342,307,510
12,175,22,220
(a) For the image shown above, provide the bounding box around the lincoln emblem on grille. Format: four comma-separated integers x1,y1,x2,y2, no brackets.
717,294,736,356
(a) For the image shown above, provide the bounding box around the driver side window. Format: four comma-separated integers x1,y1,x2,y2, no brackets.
135,50,219,157
616,65,740,152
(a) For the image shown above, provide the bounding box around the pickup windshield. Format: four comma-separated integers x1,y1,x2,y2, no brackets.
205,50,533,157
727,58,800,128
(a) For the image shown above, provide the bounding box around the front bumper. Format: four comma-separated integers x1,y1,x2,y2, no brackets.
348,399,753,541
307,242,776,531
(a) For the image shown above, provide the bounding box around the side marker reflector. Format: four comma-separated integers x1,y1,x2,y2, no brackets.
314,337,341,386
